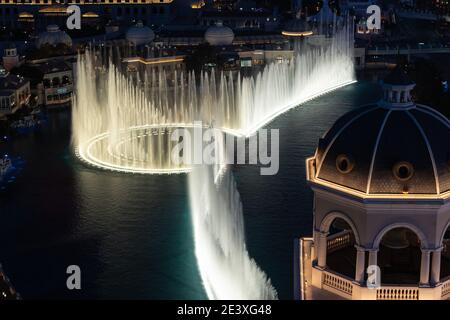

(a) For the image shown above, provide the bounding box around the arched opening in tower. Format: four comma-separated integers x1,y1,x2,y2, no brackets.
378,228,421,285
325,218,357,279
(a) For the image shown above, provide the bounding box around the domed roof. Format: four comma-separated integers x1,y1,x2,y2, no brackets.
204,21,234,46
312,104,450,196
126,21,155,46
36,25,72,49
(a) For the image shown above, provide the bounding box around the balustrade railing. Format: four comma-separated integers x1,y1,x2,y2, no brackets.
322,270,353,297
327,230,353,253
376,287,419,300
441,278,450,299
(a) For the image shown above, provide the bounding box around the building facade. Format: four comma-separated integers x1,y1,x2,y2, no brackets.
37,59,72,106
0,0,175,29
0,69,30,116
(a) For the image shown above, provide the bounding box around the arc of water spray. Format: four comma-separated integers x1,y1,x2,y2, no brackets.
188,152,278,299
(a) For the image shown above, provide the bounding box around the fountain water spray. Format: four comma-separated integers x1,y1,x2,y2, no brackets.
189,163,278,299
71,16,355,299
72,17,355,174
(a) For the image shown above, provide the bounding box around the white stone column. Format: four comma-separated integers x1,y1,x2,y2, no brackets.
431,247,443,285
312,229,319,261
317,231,328,269
368,249,378,268
420,249,431,286
354,245,366,283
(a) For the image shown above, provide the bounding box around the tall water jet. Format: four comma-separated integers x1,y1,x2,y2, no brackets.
235,17,355,135
72,15,355,174
188,164,278,300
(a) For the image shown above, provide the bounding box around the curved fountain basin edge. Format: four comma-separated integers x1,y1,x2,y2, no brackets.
74,80,357,174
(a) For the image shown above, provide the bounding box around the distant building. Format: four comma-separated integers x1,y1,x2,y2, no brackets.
36,24,72,49
36,60,73,107
238,49,293,65
0,67,30,116
126,20,155,46
199,9,279,31
2,43,23,72
204,21,235,46
12,59,73,108
0,0,175,30
341,0,377,16
123,55,186,87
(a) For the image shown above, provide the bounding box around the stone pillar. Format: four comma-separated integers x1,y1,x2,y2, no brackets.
420,249,431,286
312,229,319,261
431,247,443,285
368,249,378,268
317,231,328,269
354,245,366,283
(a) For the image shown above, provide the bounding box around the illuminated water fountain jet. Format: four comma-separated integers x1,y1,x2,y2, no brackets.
189,164,278,299
71,15,356,301
72,17,355,173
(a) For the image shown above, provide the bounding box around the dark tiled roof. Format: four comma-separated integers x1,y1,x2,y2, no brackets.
0,74,29,91
36,60,71,74
315,104,450,195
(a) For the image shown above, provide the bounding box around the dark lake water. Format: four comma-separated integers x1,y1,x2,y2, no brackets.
0,79,381,299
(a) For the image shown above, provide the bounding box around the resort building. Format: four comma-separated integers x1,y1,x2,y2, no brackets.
0,0,175,30
0,67,30,116
198,8,279,31
341,0,378,16
298,67,450,300
2,44,23,72
37,59,72,107
12,59,73,108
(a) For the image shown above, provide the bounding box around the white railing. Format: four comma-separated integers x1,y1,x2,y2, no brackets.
376,287,419,300
441,278,450,299
327,230,352,253
322,270,353,297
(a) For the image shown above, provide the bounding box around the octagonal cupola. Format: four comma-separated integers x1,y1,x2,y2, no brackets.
379,66,416,109
306,67,450,198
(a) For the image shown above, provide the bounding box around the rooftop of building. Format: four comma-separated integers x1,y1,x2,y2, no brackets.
308,67,450,198
0,73,29,91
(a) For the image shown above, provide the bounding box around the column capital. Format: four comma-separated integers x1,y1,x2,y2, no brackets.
317,231,329,238
354,245,366,252
367,248,379,253
421,246,443,253
421,248,432,254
